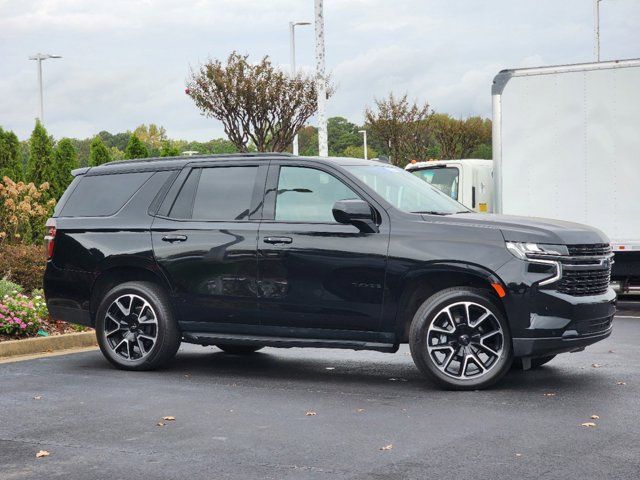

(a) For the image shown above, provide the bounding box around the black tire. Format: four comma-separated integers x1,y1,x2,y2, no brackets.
409,287,513,390
95,281,181,371
217,344,264,355
512,355,556,370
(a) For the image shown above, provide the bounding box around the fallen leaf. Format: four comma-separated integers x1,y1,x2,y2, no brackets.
515,453,523,457
581,422,596,428
156,422,165,427
590,415,600,420
184,374,192,379
162,416,175,421
35,450,50,458
543,392,556,397
305,411,317,416
608,350,615,353
380,444,393,451
591,363,602,368
356,408,366,413
33,395,42,400
617,381,627,386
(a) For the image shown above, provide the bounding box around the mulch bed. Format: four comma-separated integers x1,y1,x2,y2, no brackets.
0,319,91,343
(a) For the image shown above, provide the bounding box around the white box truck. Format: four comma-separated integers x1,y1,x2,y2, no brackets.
492,59,640,290
405,59,639,289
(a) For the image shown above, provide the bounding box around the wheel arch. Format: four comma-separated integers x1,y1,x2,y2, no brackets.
393,262,506,343
90,264,172,324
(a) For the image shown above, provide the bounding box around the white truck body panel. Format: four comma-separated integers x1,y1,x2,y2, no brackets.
492,59,640,252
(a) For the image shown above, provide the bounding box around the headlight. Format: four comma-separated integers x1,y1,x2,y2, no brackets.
505,242,568,259
505,242,564,286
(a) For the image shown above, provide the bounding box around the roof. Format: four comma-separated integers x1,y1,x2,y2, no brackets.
405,159,493,170
76,153,381,175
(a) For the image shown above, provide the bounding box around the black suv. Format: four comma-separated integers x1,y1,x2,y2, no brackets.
44,154,616,389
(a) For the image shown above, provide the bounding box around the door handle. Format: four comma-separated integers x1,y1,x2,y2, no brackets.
263,236,293,245
162,234,188,243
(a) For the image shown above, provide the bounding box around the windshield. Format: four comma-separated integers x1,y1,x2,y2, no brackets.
344,164,469,214
410,167,459,200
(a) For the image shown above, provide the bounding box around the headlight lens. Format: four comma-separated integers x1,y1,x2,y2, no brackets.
505,242,568,259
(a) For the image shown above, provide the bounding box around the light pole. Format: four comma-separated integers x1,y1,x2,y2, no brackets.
314,0,328,157
290,21,311,155
359,130,368,160
594,0,602,61
29,53,62,123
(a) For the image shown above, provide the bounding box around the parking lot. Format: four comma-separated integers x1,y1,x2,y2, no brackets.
1,303,639,480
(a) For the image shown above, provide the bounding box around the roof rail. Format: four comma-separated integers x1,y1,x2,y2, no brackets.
98,152,293,168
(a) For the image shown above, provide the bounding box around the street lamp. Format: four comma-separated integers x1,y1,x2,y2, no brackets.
29,53,62,123
289,21,311,155
315,0,328,157
358,130,368,160
594,0,602,61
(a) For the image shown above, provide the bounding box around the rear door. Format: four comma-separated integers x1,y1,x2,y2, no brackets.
151,161,267,331
256,161,390,333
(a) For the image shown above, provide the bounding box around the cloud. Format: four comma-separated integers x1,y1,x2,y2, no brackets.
1,0,639,141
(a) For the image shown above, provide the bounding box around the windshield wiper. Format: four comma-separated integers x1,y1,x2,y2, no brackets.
411,210,451,215
454,210,473,214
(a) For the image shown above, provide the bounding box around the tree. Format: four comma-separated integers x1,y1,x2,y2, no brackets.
0,127,22,180
327,117,360,156
26,120,55,187
297,125,318,156
364,93,432,166
343,145,378,160
432,115,492,159
186,51,329,152
160,140,181,157
89,136,112,166
134,124,167,150
51,138,77,197
124,134,149,159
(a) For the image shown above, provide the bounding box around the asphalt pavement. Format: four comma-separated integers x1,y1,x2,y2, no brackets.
1,305,639,480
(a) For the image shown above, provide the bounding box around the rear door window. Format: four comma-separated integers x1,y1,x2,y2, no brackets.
60,171,153,217
169,166,259,221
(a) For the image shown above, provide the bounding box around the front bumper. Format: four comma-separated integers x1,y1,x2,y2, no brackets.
497,258,616,358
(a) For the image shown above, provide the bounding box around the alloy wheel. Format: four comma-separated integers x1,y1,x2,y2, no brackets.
103,294,158,361
426,301,504,379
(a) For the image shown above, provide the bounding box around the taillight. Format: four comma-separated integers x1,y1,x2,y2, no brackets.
44,218,56,260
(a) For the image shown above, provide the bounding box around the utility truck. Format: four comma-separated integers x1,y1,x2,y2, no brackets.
408,59,640,290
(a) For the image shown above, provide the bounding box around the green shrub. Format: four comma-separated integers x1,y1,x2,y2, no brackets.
0,244,45,291
0,290,48,338
0,278,23,299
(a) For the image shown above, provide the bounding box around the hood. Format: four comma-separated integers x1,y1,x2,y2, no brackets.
420,213,610,245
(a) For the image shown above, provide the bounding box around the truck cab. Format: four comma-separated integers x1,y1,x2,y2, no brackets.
405,159,493,213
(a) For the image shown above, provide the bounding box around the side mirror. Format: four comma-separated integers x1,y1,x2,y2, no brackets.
332,199,378,233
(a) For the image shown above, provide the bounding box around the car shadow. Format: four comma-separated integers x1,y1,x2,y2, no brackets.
81,347,612,395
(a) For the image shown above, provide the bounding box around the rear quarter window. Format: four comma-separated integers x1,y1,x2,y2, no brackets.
60,171,153,217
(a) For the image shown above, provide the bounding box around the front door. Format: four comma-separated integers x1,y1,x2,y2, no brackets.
152,163,266,331
257,163,389,333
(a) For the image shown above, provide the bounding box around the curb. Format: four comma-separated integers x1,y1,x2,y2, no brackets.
0,331,97,359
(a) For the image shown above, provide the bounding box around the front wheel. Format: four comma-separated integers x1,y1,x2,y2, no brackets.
96,281,181,371
409,287,512,390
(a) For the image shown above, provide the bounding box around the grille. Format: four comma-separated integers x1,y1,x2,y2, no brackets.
556,266,611,296
572,316,613,335
567,243,611,257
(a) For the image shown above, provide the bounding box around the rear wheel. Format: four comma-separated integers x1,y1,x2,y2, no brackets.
216,345,264,355
96,281,181,371
409,287,512,390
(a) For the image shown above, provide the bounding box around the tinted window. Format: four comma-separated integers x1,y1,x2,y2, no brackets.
182,166,258,221
60,172,153,217
275,166,358,222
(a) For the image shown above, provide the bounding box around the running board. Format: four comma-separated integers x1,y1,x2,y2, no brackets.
182,332,398,353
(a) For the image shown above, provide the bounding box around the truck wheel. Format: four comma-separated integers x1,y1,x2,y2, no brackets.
217,345,264,355
512,355,556,369
409,287,513,390
96,281,181,371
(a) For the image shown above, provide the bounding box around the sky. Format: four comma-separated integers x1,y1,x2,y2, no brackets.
1,0,639,141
